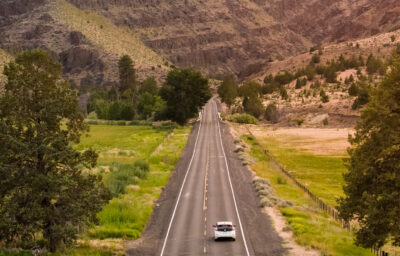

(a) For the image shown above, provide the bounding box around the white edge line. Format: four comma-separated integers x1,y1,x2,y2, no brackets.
160,110,203,256
213,99,251,256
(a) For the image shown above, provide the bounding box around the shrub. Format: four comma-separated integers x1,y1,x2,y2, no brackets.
88,111,98,120
391,35,396,42
320,89,329,103
280,87,289,100
297,119,304,126
264,103,279,123
323,118,329,126
348,83,359,96
225,113,258,124
311,54,321,64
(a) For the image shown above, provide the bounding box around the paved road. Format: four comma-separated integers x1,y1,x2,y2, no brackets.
159,99,250,255
126,98,284,256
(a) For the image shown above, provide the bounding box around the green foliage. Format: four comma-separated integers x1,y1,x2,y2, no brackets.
320,89,329,103
352,81,370,110
0,50,111,252
243,95,264,118
274,71,295,85
139,77,158,96
239,80,262,98
366,54,386,75
391,35,396,42
104,161,149,196
225,113,258,124
160,68,211,125
311,54,321,64
280,87,289,100
348,83,359,96
137,93,164,119
217,76,238,107
324,65,337,83
118,55,137,95
339,53,400,249
264,103,279,123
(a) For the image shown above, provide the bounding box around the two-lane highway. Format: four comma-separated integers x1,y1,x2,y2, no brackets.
159,99,250,255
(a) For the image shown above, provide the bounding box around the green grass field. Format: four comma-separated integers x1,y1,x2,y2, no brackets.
241,134,372,256
248,129,348,207
81,125,190,250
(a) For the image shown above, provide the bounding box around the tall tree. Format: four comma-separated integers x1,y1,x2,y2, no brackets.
218,76,238,107
0,50,111,251
338,53,400,249
160,68,211,125
118,55,137,95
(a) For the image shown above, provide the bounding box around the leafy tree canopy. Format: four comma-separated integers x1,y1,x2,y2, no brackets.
338,53,400,249
218,75,238,107
160,68,211,125
0,50,111,251
118,55,137,95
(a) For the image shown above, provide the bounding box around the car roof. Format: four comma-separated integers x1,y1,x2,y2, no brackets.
216,221,233,226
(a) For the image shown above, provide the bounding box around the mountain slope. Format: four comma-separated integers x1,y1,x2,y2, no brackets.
1,0,400,84
67,0,400,79
0,0,168,86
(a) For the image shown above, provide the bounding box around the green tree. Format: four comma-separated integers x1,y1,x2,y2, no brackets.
118,55,137,95
139,77,158,96
218,76,238,107
243,95,263,118
338,53,400,249
348,83,359,96
264,103,279,123
238,81,262,98
137,92,163,119
0,50,111,251
160,68,211,125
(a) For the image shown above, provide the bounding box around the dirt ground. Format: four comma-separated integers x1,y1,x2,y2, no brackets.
249,125,354,156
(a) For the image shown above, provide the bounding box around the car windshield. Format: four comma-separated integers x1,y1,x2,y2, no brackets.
217,225,233,231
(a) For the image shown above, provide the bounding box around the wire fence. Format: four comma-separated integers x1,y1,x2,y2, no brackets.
244,126,391,255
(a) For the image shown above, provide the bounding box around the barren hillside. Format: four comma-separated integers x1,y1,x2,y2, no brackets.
1,0,400,85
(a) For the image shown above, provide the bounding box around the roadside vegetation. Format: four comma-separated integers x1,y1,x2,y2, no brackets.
239,133,372,256
0,49,201,255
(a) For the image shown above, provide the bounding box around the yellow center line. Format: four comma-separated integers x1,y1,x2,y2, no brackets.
203,145,210,255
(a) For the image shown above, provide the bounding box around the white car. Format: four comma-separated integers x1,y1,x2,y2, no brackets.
213,221,236,241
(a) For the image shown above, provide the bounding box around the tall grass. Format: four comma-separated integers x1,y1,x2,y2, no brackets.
241,134,372,256
103,161,149,196
84,125,191,241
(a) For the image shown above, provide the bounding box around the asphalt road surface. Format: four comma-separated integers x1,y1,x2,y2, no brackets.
127,98,284,256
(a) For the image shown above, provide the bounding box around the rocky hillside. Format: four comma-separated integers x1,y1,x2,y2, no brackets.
67,0,400,78
0,0,168,86
1,0,400,85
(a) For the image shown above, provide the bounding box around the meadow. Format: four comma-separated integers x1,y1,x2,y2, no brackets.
79,124,191,252
0,124,190,255
236,125,372,256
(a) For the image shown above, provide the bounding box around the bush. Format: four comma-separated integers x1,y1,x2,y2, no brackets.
264,103,279,123
323,118,329,126
280,87,289,100
348,83,359,96
311,54,321,64
243,95,264,118
225,113,258,124
88,111,98,120
320,89,329,103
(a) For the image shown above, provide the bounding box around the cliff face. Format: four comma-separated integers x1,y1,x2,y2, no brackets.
1,0,400,85
66,0,400,78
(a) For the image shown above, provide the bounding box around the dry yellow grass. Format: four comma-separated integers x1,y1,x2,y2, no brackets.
49,0,168,72
0,49,12,84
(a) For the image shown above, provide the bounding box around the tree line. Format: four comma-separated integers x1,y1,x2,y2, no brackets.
85,55,211,125
0,50,211,252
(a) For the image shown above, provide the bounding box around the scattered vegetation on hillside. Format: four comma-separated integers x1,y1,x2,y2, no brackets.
49,0,166,70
